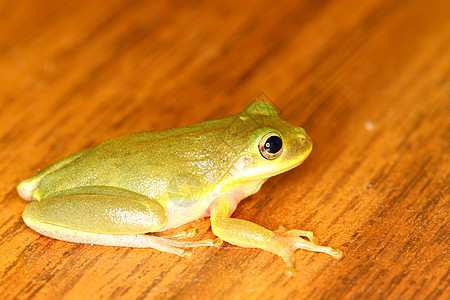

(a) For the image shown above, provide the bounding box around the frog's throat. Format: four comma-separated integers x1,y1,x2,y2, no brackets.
213,178,268,203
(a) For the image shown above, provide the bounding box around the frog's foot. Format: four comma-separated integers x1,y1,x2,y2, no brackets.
265,230,343,276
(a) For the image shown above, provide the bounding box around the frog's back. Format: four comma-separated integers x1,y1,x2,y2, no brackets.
35,117,240,205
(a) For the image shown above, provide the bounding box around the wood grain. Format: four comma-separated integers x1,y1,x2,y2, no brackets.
0,0,448,299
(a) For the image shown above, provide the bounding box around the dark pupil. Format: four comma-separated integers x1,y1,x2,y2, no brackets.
264,136,282,153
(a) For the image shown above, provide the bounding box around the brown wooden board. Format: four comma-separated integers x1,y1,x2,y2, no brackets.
0,0,448,299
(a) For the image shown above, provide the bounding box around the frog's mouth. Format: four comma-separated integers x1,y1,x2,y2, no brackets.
247,156,309,181
271,157,308,177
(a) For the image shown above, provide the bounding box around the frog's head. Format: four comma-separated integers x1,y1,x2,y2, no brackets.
223,101,312,185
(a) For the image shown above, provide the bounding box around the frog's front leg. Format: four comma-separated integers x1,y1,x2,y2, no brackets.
22,186,218,257
210,198,342,275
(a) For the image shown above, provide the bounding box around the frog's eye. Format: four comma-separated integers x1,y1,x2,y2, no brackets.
259,132,283,160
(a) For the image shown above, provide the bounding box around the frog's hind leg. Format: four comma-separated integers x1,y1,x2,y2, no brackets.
17,148,91,201
24,221,219,257
22,186,220,256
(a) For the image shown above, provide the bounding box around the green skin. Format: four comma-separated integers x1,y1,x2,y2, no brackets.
17,102,342,275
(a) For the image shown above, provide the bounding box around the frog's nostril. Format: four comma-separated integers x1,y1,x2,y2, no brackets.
299,133,310,142
299,132,311,142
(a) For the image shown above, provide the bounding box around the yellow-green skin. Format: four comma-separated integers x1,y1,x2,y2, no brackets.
17,102,341,275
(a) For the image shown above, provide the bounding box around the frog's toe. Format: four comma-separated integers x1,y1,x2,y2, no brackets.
283,262,295,277
159,228,197,239
213,238,223,247
181,249,192,258
278,250,296,276
274,226,320,244
290,235,342,259
329,248,343,259
288,229,320,245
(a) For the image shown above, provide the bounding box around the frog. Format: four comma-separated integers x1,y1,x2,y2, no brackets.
17,101,342,275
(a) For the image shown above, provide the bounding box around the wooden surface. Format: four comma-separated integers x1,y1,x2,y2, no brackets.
0,0,449,299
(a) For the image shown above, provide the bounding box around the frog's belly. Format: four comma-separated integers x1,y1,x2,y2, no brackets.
159,194,213,231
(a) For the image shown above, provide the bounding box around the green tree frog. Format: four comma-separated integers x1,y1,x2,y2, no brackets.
17,101,342,275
